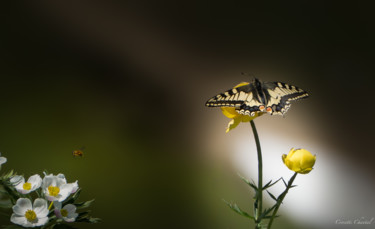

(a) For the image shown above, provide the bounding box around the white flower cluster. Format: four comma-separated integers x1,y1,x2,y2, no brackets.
0,154,81,227
10,173,79,227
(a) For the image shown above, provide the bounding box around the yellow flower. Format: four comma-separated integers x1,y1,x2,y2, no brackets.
282,148,316,174
221,82,264,133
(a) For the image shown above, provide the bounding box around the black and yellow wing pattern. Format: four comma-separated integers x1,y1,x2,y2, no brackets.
205,78,309,116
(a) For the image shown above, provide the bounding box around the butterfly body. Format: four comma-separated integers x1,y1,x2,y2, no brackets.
206,78,309,116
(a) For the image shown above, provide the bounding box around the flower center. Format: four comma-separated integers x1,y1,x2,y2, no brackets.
25,209,37,222
48,185,60,197
60,209,68,217
23,182,32,190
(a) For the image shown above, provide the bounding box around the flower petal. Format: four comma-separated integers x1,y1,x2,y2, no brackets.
54,208,63,219
54,201,63,218
28,174,42,190
42,175,55,189
10,214,27,227
57,184,74,202
56,173,67,184
283,148,316,174
13,198,32,215
226,118,241,133
240,112,264,122
70,180,79,193
34,216,49,226
18,189,31,195
10,175,25,187
282,154,287,164
64,213,78,222
54,201,62,209
63,204,77,213
299,168,313,174
45,193,59,202
221,107,241,119
33,198,48,217
0,157,7,165
63,204,78,222
300,149,316,170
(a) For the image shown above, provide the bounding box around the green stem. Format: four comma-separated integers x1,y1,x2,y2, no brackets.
48,201,54,210
268,172,298,229
250,120,263,228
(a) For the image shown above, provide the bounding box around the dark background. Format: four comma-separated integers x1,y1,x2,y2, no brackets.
0,1,374,228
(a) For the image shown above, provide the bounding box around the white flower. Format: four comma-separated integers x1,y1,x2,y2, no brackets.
10,198,48,227
42,173,78,202
10,175,42,194
0,153,7,167
54,202,78,222
71,180,79,193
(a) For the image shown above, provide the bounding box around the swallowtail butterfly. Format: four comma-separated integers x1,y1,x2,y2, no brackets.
205,78,309,116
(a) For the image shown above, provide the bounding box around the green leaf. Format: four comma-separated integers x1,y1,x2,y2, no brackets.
71,189,81,201
262,180,272,189
263,178,282,190
0,180,21,204
223,200,254,220
238,173,258,192
80,217,102,223
76,211,89,220
260,205,276,219
281,178,287,187
75,199,95,209
266,191,277,202
1,170,15,180
64,189,81,205
0,200,12,208
76,211,102,223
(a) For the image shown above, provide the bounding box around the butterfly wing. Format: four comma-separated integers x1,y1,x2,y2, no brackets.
262,82,309,115
205,79,309,117
205,82,265,116
205,83,254,108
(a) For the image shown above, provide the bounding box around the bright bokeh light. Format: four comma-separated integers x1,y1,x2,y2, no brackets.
231,123,375,228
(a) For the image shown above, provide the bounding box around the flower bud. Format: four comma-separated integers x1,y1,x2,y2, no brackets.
282,148,316,174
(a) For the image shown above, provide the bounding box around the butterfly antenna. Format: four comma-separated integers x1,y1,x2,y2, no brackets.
241,72,256,80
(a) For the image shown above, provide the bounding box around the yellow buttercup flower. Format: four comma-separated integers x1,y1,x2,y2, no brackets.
282,148,316,174
221,82,264,133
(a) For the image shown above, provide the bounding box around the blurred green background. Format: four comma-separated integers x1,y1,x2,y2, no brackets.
1,1,375,228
